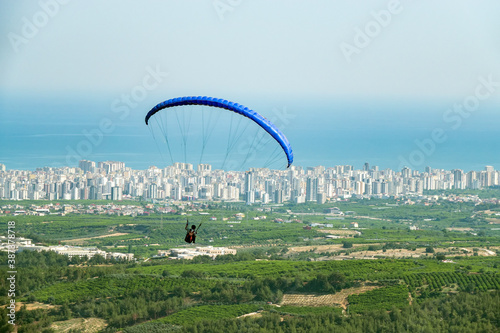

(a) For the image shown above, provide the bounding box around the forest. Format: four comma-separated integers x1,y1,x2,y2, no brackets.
0,249,498,332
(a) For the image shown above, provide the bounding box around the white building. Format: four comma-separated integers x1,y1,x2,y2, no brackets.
159,246,237,260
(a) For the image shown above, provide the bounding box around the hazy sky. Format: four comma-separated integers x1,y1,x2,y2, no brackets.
1,1,499,170
2,1,500,99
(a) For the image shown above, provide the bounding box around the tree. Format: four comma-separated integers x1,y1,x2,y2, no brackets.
328,272,346,290
172,286,186,298
436,254,446,261
342,241,353,249
255,286,273,301
0,308,14,332
60,302,72,320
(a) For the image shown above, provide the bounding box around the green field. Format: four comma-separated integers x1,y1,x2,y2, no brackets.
0,197,499,332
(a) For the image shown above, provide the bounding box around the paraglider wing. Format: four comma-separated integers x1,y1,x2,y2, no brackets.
145,96,293,167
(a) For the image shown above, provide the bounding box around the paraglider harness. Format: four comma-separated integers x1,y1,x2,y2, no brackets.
185,219,202,244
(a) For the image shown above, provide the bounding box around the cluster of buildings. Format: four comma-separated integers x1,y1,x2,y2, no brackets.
0,160,498,204
0,202,153,217
0,235,134,260
158,246,237,260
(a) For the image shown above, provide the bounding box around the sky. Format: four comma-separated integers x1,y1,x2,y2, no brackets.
1,1,500,171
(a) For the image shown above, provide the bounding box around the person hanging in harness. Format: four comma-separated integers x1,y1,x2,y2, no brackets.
185,219,202,244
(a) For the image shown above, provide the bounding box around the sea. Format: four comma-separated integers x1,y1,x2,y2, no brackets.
1,95,499,172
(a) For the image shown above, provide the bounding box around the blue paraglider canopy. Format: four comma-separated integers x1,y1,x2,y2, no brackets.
145,96,293,168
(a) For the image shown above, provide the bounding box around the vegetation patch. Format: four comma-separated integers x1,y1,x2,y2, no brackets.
347,285,409,313
158,304,261,325
51,317,107,333
281,286,379,309
274,305,342,316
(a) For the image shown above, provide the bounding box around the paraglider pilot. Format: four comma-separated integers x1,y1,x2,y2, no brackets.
185,219,201,244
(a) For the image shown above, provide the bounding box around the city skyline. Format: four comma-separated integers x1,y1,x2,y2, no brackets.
1,160,498,203
2,2,500,173
0,159,499,175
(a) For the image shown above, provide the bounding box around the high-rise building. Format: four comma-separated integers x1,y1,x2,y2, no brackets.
80,187,89,200
306,177,318,201
172,186,182,200
148,183,158,199
453,169,465,189
111,186,123,201
99,161,125,174
197,164,212,173
381,181,389,195
479,171,491,187
485,166,497,186
88,186,96,200
79,160,95,173
354,181,365,195
316,192,326,204
173,162,193,171
265,180,275,195
71,187,80,200
364,179,372,195
274,189,283,204
246,190,255,204
402,167,411,179
244,172,255,204
466,171,476,188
